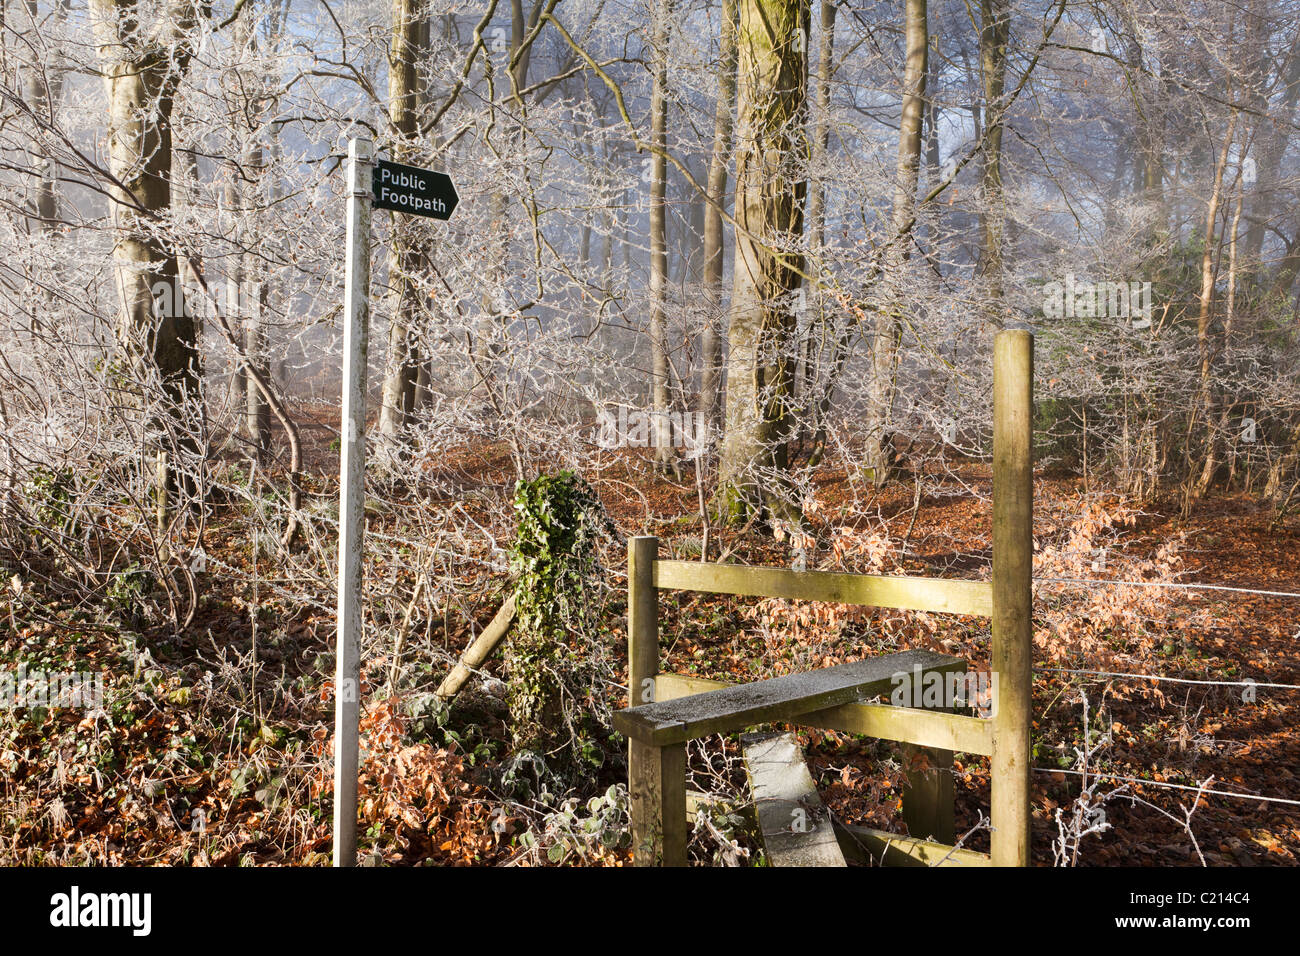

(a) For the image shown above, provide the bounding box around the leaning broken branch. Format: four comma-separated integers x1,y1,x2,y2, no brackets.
435,592,518,701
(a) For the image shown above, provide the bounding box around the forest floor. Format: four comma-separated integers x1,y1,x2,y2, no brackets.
2,407,1297,866
590,451,1300,866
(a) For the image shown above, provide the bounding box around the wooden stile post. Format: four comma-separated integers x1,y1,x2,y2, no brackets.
628,536,660,709
991,328,1033,866
629,739,688,867
901,661,960,846
626,536,687,866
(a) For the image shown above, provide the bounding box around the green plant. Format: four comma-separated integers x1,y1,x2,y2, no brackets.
23,466,78,543
407,695,503,767
106,563,154,621
518,784,631,864
504,471,615,786
692,798,753,866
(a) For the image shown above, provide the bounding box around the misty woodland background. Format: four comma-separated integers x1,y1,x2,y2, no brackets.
0,0,1298,865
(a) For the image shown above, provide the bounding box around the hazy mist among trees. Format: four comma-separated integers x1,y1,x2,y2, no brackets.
2,0,1299,867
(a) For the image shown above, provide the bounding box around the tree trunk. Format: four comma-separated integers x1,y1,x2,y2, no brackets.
864,0,926,486
924,29,940,184
20,0,70,334
245,275,271,461
648,0,676,472
379,0,430,443
1188,112,1238,506
1241,14,1300,278
714,0,809,525
1130,28,1165,242
699,0,739,448
245,113,286,461
224,160,246,429
976,0,1008,312
91,0,201,530
803,0,843,467
21,0,66,235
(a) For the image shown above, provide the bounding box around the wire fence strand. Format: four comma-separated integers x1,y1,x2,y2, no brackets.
1035,576,1300,600
1036,768,1300,808
1034,667,1300,691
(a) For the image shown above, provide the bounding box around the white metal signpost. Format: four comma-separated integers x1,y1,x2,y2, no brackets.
333,136,459,867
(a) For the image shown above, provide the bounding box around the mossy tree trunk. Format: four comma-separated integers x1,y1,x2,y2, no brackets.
505,472,614,785
91,0,202,529
714,0,809,526
976,0,1008,312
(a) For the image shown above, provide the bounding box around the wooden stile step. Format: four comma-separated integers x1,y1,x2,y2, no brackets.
613,649,961,746
833,823,991,867
653,672,994,755
743,732,846,867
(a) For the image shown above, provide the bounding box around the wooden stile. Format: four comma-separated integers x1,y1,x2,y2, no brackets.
653,672,994,755
625,536,687,865
834,823,991,867
617,330,1034,867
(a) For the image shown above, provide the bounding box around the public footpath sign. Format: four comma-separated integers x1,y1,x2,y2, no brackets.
372,159,459,220
333,139,459,867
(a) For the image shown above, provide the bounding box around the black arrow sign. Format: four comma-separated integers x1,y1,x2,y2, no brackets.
372,159,459,220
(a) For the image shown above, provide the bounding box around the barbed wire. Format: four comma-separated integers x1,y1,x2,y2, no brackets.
1034,667,1300,691
1035,576,1300,600
1036,767,1300,808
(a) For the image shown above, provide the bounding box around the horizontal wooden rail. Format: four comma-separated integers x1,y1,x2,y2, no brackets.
834,823,991,867
652,673,741,700
807,702,993,755
614,650,961,746
652,560,993,618
654,672,993,755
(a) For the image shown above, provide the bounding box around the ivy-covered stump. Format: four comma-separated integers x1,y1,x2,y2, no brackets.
505,471,616,787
